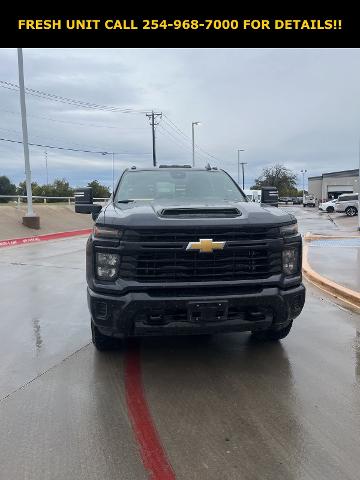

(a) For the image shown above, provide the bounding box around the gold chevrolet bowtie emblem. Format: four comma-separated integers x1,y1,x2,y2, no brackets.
186,238,226,253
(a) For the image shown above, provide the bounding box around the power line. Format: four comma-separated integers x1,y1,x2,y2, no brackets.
162,114,221,163
158,124,211,162
0,137,151,156
157,124,193,155
0,125,121,152
159,126,219,167
0,107,148,131
0,80,152,114
0,79,221,163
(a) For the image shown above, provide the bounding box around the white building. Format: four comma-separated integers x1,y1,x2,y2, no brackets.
308,169,359,202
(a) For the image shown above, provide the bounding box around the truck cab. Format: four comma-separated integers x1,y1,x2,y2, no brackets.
303,195,316,207
76,165,305,350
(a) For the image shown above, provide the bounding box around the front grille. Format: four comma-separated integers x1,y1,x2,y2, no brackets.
123,227,280,243
118,227,283,283
118,248,282,282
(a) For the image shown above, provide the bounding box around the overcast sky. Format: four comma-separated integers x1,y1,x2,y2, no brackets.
0,48,359,190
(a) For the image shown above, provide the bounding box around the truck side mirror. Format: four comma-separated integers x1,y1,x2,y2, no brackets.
261,186,279,207
75,187,102,219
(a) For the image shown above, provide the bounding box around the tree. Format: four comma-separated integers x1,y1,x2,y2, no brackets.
52,178,74,197
251,164,298,196
87,180,111,198
17,180,40,196
17,178,74,202
0,176,17,203
17,180,41,201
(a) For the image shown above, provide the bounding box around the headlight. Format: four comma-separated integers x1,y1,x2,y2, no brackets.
282,248,299,275
280,223,298,236
93,226,122,239
96,253,120,280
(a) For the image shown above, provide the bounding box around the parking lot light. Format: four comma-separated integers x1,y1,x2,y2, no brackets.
17,48,40,229
301,169,307,204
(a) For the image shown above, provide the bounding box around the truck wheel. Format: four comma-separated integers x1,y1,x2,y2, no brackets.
252,321,293,342
91,321,120,351
345,206,358,217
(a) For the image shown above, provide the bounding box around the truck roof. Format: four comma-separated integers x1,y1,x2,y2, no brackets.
126,165,219,172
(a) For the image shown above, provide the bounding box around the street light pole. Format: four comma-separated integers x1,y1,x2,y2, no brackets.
17,48,39,229
237,149,245,185
102,151,116,196
241,162,247,190
45,149,48,185
112,152,115,195
358,139,360,230
192,122,201,167
301,169,307,203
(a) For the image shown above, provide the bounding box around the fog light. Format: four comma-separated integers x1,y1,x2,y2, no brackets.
96,253,120,280
282,248,299,275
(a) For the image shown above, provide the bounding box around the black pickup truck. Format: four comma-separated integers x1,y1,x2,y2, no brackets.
75,165,305,350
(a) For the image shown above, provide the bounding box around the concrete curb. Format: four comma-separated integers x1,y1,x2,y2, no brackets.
0,228,92,249
302,233,360,311
304,233,360,241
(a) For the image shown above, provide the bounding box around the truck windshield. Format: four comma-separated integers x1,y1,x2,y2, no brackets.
115,170,247,203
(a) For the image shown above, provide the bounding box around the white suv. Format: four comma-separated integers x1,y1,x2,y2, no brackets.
319,199,337,213
335,193,359,216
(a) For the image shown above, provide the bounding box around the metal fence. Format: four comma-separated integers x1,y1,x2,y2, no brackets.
0,195,109,205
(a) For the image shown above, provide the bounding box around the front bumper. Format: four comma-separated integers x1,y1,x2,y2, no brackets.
88,284,306,338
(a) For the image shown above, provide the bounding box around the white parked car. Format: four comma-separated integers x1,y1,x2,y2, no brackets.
334,193,358,216
319,199,337,213
303,195,316,207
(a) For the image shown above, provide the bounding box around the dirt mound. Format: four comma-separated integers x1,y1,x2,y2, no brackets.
0,204,93,240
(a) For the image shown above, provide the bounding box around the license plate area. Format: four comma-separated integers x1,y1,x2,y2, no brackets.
187,301,228,323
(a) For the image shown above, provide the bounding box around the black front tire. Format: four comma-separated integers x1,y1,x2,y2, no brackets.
91,321,121,351
252,321,293,342
326,206,334,213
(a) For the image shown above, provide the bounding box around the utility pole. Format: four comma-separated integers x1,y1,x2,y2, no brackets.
45,149,48,185
237,149,245,185
17,48,39,229
146,111,162,166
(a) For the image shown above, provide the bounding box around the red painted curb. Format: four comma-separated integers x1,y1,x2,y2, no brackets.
0,228,92,249
124,344,176,480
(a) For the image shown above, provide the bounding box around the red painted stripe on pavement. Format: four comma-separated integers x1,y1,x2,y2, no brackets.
124,344,176,480
0,228,92,249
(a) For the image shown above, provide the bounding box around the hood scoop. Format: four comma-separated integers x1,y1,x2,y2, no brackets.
160,207,241,218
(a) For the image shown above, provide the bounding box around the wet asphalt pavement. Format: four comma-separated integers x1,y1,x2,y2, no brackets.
308,239,360,292
1,207,360,480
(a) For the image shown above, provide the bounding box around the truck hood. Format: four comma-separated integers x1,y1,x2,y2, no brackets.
97,200,296,228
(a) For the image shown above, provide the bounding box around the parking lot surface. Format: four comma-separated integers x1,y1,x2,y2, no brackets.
1,207,360,480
